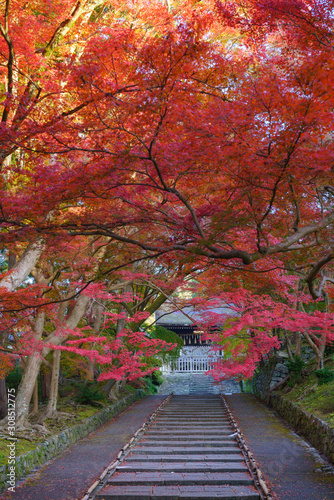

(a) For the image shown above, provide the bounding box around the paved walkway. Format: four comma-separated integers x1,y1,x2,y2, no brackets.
225,393,334,500
0,395,165,500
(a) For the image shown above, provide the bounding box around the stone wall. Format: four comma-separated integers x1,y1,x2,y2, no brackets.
0,390,144,492
158,373,240,395
251,348,315,400
270,393,334,464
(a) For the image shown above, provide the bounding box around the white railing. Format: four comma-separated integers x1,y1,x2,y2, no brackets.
172,356,222,373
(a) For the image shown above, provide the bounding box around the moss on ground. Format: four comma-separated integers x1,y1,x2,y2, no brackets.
279,359,334,426
0,402,101,464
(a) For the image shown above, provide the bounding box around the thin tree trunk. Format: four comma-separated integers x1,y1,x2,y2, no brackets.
30,378,39,417
119,378,127,394
87,302,103,380
108,380,121,401
284,331,294,360
303,330,322,369
40,370,51,402
318,339,326,370
294,332,302,357
87,360,94,380
0,377,7,419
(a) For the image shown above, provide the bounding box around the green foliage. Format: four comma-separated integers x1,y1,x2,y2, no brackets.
60,350,92,379
286,355,305,387
142,370,164,395
74,381,105,406
315,367,334,386
151,370,163,387
146,326,183,366
143,376,158,394
125,384,137,393
324,342,334,357
6,366,23,390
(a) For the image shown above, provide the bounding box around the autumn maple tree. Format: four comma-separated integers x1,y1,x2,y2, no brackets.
1,0,334,426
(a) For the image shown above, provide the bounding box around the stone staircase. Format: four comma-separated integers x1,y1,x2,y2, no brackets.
95,395,260,499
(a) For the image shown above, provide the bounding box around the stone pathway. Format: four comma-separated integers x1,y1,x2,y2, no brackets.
225,393,334,500
95,395,261,499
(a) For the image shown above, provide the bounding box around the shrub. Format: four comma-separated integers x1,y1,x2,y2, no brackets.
74,381,105,406
6,366,23,390
151,370,163,387
143,376,158,394
286,355,305,387
315,367,334,386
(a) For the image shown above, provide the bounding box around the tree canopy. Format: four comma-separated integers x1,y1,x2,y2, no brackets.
2,0,334,422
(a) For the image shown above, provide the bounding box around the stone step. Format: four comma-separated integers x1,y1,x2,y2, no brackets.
137,440,238,446
131,446,239,455
160,404,222,406
108,471,254,486
125,454,245,462
153,415,229,418
145,427,232,437
155,413,227,416
163,406,223,409
150,425,233,429
160,409,225,412
143,435,235,440
116,462,248,473
96,484,260,499
158,411,225,414
152,418,230,422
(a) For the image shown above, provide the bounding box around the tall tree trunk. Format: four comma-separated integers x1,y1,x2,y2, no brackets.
15,354,43,428
14,310,45,428
43,350,61,419
2,295,89,428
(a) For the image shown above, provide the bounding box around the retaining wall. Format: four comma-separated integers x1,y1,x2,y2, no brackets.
251,348,315,399
0,390,144,491
270,393,334,464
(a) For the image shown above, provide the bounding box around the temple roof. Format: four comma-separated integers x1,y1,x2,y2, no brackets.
155,305,233,326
